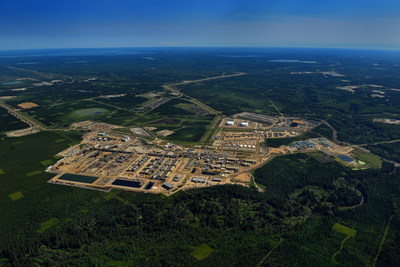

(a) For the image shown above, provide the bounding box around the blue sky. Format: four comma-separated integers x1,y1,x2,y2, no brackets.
1,0,399,50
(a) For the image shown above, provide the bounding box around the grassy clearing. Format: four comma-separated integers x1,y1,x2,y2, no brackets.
103,190,118,200
373,215,394,267
40,159,53,166
331,223,356,264
8,191,24,201
353,148,382,169
165,126,206,143
333,223,356,237
0,169,4,175
26,170,42,176
191,244,214,260
73,108,107,117
257,238,284,267
38,217,60,233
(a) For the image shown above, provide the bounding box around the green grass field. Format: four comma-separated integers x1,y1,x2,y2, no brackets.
40,159,53,166
165,126,207,143
191,244,214,260
38,217,60,233
73,108,107,117
353,148,382,169
331,223,357,264
8,191,24,201
333,223,356,237
26,170,42,176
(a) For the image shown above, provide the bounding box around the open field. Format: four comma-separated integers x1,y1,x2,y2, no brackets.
73,108,107,117
38,217,60,233
8,191,24,201
191,244,214,260
17,102,39,109
331,223,357,264
353,148,382,169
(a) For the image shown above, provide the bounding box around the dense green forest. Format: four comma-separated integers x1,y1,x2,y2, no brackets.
0,107,29,132
367,142,400,163
1,131,399,266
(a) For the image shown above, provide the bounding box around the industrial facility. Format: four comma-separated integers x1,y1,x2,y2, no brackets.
46,117,353,195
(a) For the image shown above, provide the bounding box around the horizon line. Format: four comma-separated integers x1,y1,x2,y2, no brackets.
1,45,400,53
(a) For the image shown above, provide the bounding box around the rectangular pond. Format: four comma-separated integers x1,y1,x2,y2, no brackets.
112,179,142,188
144,182,154,190
59,174,98,184
337,154,353,162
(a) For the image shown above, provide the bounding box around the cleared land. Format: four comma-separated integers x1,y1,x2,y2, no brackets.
191,244,214,260
331,223,357,264
353,148,382,169
17,102,39,109
8,191,24,201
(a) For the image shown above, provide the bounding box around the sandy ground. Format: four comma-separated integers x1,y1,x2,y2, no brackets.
6,127,40,137
130,127,151,136
17,102,39,109
157,129,175,136
233,173,251,183
145,127,157,131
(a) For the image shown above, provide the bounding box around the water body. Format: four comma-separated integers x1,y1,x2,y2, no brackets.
2,81,21,85
59,174,98,183
269,59,317,63
112,179,142,188
337,154,353,162
144,182,154,190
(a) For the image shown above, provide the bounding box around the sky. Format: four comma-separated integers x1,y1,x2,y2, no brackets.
1,0,400,50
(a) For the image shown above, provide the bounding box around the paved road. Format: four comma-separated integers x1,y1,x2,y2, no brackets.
0,103,45,130
323,121,350,145
163,72,247,116
163,84,220,115
173,72,247,86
